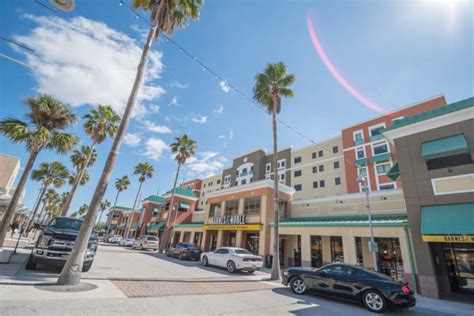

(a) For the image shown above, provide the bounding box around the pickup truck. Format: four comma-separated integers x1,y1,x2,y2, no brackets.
26,216,98,272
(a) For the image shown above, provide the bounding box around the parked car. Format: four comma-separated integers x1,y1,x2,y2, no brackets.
107,235,123,243
119,237,135,247
200,247,263,273
132,235,159,251
166,242,202,260
26,216,98,272
282,263,416,313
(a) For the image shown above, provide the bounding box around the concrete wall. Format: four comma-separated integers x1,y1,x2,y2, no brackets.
0,154,20,192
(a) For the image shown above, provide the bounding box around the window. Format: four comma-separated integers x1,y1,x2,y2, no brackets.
294,157,301,164
379,183,395,190
369,123,386,137
234,181,238,186
335,177,341,185
266,163,271,172
277,159,286,169
313,181,318,189
312,152,317,159
279,173,285,181
244,197,261,215
354,131,364,142
209,203,221,217
426,154,472,170
330,236,344,263
202,192,205,196
241,179,246,185
359,167,367,177
321,264,353,277
319,165,324,172
332,146,339,153
334,161,340,169
373,143,389,155
294,170,302,177
224,200,239,216
217,179,221,184
294,184,302,191
320,180,325,187
215,248,229,254
203,183,206,188
312,166,317,173
318,150,323,157
376,163,391,175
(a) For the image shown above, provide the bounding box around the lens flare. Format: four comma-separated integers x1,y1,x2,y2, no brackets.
306,12,386,113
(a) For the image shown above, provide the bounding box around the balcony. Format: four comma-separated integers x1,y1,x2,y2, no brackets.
353,139,364,146
369,134,384,142
370,152,391,163
355,157,367,166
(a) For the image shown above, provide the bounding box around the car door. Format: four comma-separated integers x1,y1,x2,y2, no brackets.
329,266,356,298
212,248,228,267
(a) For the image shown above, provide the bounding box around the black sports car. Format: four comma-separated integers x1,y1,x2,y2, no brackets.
282,263,415,313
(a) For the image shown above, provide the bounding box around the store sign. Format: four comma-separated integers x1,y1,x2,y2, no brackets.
422,235,474,243
203,224,263,231
210,215,247,225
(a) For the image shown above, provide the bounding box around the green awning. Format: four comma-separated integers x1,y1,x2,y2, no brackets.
271,214,408,228
421,203,474,235
108,224,117,230
370,152,391,163
386,163,400,181
147,222,166,232
131,224,140,230
421,134,469,160
117,225,126,230
355,158,367,166
179,202,190,209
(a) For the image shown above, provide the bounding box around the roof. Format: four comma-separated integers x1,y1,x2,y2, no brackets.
384,97,474,133
143,195,164,204
111,206,132,211
271,214,408,227
164,187,196,198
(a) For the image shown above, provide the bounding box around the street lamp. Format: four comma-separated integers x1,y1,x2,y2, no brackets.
357,174,379,272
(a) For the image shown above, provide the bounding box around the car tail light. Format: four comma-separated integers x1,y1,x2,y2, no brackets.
243,258,250,262
144,240,148,244
401,285,411,294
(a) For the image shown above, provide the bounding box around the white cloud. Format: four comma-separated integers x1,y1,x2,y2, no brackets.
218,135,225,139
218,129,234,141
148,104,160,113
229,130,234,140
213,105,224,114
123,132,141,147
143,138,168,161
219,80,230,93
169,96,179,107
191,115,207,124
186,152,228,178
170,81,189,89
144,120,172,133
14,15,165,117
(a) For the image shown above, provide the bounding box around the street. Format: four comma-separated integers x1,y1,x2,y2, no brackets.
0,243,472,315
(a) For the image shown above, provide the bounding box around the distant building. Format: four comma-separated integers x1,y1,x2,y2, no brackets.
0,153,27,223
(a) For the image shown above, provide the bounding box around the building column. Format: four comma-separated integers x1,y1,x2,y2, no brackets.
361,237,374,268
342,232,357,265
216,230,224,248
301,233,311,267
202,230,208,250
322,236,332,264
260,229,268,257
236,230,244,248
190,231,196,244
179,231,185,242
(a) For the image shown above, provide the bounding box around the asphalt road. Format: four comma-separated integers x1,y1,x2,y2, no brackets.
0,243,472,315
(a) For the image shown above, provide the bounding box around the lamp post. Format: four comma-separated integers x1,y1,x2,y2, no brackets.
357,174,379,272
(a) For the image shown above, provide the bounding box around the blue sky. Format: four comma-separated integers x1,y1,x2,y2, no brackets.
0,0,472,221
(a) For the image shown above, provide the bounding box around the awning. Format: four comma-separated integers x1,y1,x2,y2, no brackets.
355,158,367,166
108,224,117,230
421,134,469,160
421,203,474,242
147,222,166,232
179,202,190,209
131,224,140,230
386,163,400,181
370,152,391,163
271,215,408,228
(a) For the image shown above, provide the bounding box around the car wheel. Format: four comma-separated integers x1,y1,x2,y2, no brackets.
248,269,255,274
166,251,171,257
226,261,236,273
82,262,92,272
201,256,209,266
179,253,184,260
363,290,387,313
25,254,36,270
291,277,306,295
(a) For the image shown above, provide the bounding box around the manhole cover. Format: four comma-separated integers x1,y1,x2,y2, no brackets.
34,282,98,292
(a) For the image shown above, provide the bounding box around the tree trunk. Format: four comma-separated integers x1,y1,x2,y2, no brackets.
57,13,160,285
160,163,181,252
125,180,143,238
270,93,281,280
106,190,121,235
95,208,104,230
61,143,96,216
25,185,47,236
0,149,39,250
169,163,182,246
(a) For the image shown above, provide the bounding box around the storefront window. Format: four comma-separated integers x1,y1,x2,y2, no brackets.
443,243,474,294
375,237,404,280
355,237,364,266
245,233,259,255
310,236,322,268
330,236,344,263
244,197,261,215
224,200,239,216
209,203,221,217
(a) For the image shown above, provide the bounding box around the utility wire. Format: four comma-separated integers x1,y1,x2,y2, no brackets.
0,36,35,53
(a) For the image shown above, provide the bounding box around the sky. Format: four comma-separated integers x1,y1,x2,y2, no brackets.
0,0,472,222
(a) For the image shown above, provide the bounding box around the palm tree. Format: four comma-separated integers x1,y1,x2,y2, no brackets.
61,106,120,216
40,189,60,223
106,176,131,235
125,163,154,238
253,62,295,280
96,199,111,230
0,94,77,249
77,204,89,218
26,161,69,233
161,134,196,251
57,0,202,286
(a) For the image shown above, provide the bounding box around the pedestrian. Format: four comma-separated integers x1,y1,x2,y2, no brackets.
10,222,18,237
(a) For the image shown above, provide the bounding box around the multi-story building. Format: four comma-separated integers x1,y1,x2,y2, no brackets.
0,153,27,223
198,174,222,210
180,179,202,199
383,96,474,299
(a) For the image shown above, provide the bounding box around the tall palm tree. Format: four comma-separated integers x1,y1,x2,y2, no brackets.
161,134,196,251
96,199,111,230
125,163,154,238
253,62,295,280
106,176,131,235
0,94,77,249
57,0,202,286
26,161,69,233
61,106,120,215
40,189,60,223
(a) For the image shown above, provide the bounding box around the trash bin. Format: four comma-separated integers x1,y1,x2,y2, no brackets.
265,255,273,268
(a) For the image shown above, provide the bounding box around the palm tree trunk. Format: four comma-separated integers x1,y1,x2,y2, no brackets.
61,144,96,216
125,181,143,238
270,94,281,280
0,149,39,250
40,203,49,223
160,163,181,252
31,201,47,241
95,208,104,230
25,185,47,236
57,12,160,285
106,190,121,235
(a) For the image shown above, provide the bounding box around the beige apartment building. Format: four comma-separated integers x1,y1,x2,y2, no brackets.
0,153,27,222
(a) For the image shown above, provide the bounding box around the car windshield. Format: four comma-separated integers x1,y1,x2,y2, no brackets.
48,218,83,231
234,249,252,255
147,236,158,241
